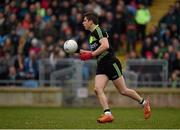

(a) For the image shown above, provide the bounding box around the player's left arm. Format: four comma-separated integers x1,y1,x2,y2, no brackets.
91,37,109,57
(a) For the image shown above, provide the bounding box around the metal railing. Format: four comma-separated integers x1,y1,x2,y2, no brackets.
0,58,179,88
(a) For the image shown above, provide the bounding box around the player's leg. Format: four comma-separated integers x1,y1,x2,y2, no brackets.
94,74,109,110
112,76,151,119
113,76,143,102
94,74,114,123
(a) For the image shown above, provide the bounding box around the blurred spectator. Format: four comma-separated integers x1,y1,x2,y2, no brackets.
9,1,19,14
49,45,65,67
41,0,49,10
159,5,177,28
152,45,160,59
172,51,180,74
170,71,179,88
147,25,159,45
162,29,171,46
3,37,15,56
42,21,57,42
17,36,27,55
170,24,179,39
3,51,14,69
141,37,153,58
24,50,39,80
135,3,151,39
33,14,46,38
174,0,180,32
112,3,126,35
0,51,14,81
171,37,180,51
39,44,49,59
126,0,138,16
36,2,46,17
128,50,138,59
0,11,8,36
8,66,18,86
43,8,52,22
9,29,20,55
29,38,41,54
21,13,32,30
126,12,137,51
29,3,36,21
0,46,4,58
167,45,176,74
14,52,25,80
6,14,18,34
19,1,29,20
23,50,39,87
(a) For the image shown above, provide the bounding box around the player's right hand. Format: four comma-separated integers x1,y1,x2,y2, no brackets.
80,51,92,61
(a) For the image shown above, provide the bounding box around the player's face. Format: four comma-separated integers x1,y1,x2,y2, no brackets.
82,17,92,30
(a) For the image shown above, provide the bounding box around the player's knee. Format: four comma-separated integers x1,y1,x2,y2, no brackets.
120,89,128,95
94,86,103,95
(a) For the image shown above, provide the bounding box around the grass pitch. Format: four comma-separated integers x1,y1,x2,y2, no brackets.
0,107,180,129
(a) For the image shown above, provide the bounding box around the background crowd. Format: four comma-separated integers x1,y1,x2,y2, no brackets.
0,0,179,87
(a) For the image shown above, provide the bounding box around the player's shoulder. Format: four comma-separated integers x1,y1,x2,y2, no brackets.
93,25,107,38
95,25,106,33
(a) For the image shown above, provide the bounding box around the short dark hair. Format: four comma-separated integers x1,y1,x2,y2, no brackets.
83,12,98,24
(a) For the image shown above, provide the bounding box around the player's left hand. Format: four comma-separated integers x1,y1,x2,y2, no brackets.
80,51,92,61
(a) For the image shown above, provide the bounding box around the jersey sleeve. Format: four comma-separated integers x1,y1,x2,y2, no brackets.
94,27,108,40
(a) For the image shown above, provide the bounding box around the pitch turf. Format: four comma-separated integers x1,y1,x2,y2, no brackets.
0,107,180,129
